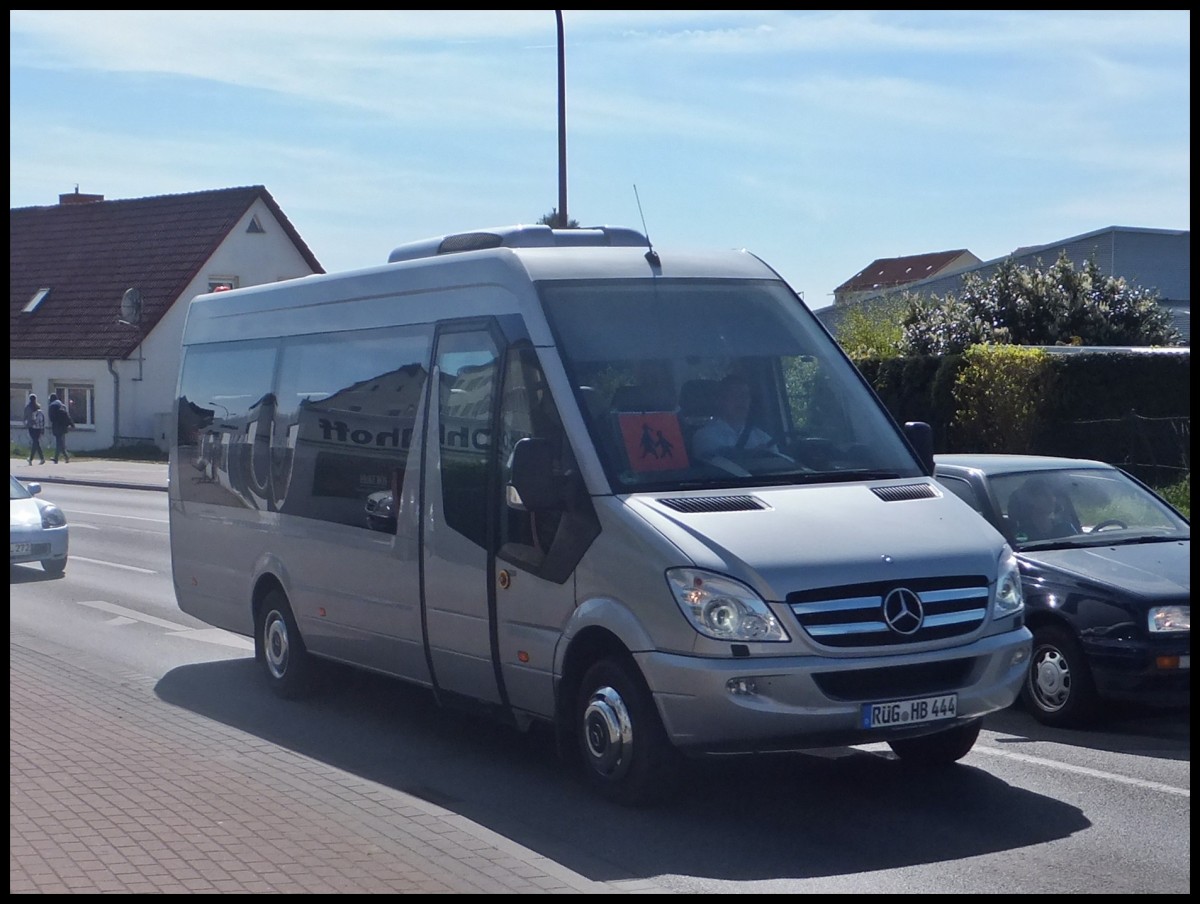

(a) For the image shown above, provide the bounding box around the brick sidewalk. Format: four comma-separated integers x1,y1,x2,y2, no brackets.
10,641,655,894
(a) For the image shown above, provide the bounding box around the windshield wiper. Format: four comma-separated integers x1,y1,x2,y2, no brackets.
1091,533,1189,547
809,469,902,483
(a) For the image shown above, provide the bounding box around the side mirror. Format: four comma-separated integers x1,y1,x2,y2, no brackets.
508,437,567,511
364,490,397,532
903,421,934,474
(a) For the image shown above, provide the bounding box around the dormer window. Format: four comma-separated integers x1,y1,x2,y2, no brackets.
21,287,50,314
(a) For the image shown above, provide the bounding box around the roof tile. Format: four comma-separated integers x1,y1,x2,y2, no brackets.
10,186,323,359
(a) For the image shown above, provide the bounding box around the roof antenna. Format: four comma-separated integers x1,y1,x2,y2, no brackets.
633,184,660,266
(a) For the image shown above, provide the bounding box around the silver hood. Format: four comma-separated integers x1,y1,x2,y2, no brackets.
622,480,1006,600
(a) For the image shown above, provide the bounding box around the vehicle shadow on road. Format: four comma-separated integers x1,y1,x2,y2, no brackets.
9,563,65,582
156,658,1091,884
985,703,1190,761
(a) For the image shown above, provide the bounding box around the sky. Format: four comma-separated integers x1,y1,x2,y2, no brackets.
9,10,1190,310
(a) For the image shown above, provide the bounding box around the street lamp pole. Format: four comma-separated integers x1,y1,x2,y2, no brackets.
556,10,568,227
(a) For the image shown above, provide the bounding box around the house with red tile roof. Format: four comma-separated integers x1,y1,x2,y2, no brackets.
10,186,324,451
832,249,983,306
818,226,1190,346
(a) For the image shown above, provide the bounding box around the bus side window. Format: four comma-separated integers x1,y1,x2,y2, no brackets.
499,347,567,561
435,328,500,548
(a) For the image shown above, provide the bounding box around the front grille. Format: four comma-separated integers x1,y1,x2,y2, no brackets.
788,575,990,649
813,658,978,701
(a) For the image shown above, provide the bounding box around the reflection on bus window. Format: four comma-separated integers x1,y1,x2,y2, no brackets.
436,328,500,547
176,326,432,529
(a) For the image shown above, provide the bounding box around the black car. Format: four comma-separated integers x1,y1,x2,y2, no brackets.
934,454,1189,727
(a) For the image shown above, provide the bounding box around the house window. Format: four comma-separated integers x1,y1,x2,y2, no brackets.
10,381,34,425
246,215,265,234
52,383,94,428
21,288,50,314
208,277,239,292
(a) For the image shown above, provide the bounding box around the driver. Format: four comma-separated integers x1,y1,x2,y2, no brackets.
691,373,780,461
1013,476,1076,541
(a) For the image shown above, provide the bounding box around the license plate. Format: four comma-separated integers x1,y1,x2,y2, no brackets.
10,543,32,557
862,694,957,729
1180,655,1190,668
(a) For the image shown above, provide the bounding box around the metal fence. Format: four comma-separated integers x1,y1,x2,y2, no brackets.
1053,409,1190,487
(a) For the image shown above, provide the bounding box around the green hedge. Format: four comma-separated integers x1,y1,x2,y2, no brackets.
861,348,1190,484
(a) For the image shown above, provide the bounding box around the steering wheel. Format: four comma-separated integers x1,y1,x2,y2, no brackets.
1091,518,1128,532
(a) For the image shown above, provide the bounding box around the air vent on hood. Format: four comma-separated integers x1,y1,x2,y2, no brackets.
871,483,939,503
657,495,766,513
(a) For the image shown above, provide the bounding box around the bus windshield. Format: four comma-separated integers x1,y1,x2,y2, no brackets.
538,277,924,493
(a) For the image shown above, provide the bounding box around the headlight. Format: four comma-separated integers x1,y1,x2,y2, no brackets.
40,504,67,529
666,568,789,642
1148,605,1189,633
993,548,1024,617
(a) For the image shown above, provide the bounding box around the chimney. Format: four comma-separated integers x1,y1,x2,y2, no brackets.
59,185,104,205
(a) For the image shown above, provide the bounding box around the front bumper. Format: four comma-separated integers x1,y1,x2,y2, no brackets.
637,627,1032,753
9,524,68,566
1084,635,1190,708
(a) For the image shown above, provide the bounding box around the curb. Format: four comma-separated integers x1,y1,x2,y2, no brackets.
16,474,167,493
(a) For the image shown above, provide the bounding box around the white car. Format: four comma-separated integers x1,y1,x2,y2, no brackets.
10,475,69,576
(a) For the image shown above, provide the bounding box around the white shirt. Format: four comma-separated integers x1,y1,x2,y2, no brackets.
691,417,776,460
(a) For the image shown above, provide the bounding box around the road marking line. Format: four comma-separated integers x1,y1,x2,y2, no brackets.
66,508,169,524
71,555,157,573
76,600,255,650
974,744,1189,797
79,599,185,629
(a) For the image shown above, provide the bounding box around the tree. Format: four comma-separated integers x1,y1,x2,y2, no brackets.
538,208,579,228
833,297,905,360
898,251,1182,356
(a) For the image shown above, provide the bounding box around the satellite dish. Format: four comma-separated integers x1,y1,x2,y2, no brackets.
120,287,143,325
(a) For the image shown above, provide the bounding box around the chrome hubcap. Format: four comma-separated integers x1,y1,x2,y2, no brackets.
582,685,633,779
264,611,290,679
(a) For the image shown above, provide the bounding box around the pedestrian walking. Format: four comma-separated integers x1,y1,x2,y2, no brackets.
47,392,74,463
23,393,47,464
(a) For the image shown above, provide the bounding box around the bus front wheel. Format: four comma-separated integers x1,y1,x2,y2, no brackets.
574,657,680,807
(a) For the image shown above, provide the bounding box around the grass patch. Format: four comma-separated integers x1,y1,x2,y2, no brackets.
1157,474,1190,520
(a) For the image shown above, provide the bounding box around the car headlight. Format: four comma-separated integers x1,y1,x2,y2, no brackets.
993,548,1024,617
39,503,67,529
1148,605,1189,633
666,568,789,642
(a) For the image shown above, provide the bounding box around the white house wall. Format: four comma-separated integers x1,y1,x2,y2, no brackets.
10,198,321,452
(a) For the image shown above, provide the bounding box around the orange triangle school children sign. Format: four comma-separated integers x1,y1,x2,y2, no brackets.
618,412,689,472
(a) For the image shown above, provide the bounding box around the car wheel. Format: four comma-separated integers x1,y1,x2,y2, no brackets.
256,588,318,699
574,657,680,806
887,718,982,766
41,557,66,576
1022,624,1099,728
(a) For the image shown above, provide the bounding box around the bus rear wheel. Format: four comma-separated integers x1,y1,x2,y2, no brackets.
257,588,317,699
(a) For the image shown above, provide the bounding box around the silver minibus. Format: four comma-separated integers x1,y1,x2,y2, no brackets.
169,224,1031,805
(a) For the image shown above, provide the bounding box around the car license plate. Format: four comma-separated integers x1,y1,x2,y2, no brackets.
862,694,957,729
11,543,32,557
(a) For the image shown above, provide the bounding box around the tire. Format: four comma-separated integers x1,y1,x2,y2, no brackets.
1022,624,1099,728
574,657,680,807
41,557,66,576
887,718,982,766
256,588,318,699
